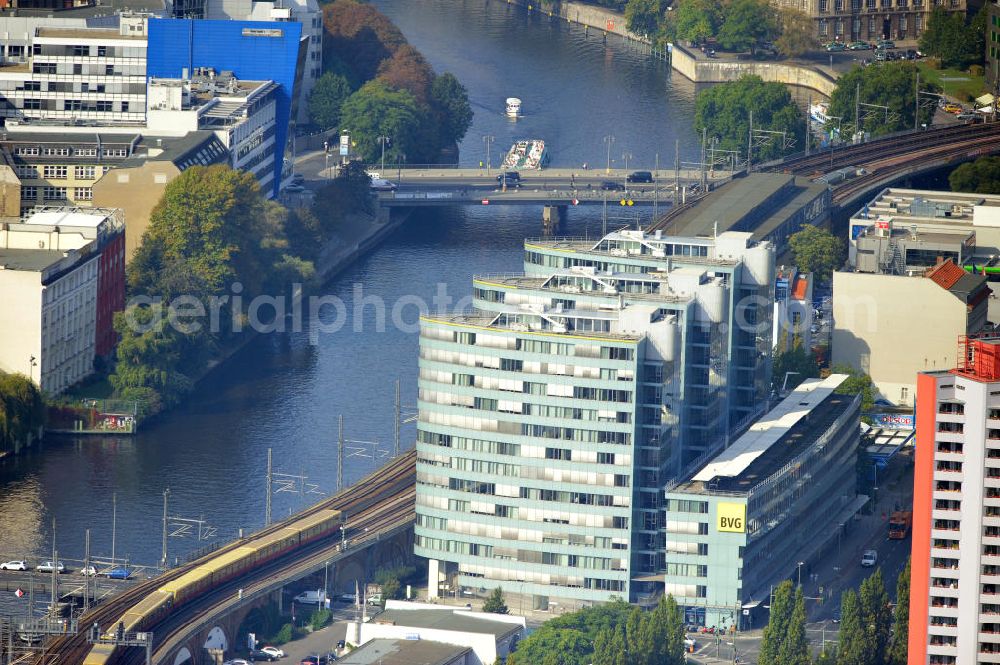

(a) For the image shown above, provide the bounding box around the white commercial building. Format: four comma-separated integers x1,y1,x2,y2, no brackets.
205,0,322,123
146,69,278,192
0,207,124,394
0,15,149,126
353,602,525,665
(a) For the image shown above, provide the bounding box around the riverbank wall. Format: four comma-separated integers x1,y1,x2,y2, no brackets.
501,0,838,96
670,43,838,96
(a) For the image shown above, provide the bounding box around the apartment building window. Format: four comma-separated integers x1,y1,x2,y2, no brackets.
75,166,96,179
43,186,66,201
14,147,38,156
901,386,909,401
835,19,844,35
15,166,36,179
42,148,70,157
834,0,843,10
819,0,828,11
102,148,127,158
43,166,67,179
75,148,97,158
852,0,861,10
73,187,92,201
881,0,891,7
20,186,37,200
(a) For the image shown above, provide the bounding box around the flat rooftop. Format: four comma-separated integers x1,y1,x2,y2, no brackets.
371,608,520,639
337,639,470,665
24,208,113,228
676,374,853,493
0,247,67,272
853,188,1000,226
472,273,694,304
422,313,642,342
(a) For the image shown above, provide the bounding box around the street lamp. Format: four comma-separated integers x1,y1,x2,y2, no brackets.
377,135,390,174
603,135,615,174
323,140,330,179
161,488,170,568
797,561,805,588
28,355,37,382
483,135,495,174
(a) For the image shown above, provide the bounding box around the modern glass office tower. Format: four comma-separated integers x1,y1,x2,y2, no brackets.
416,230,775,605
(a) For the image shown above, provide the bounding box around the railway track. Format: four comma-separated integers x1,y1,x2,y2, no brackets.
42,450,416,665
775,122,1000,177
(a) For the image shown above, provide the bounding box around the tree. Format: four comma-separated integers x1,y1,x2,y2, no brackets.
339,80,430,163
109,306,195,412
717,0,778,52
759,580,794,665
772,344,820,393
788,225,844,282
430,73,473,146
950,156,1000,194
673,0,722,44
482,587,509,614
321,0,407,85
919,6,984,70
625,0,668,37
888,558,910,665
376,44,435,104
695,75,804,162
830,363,875,412
775,8,816,58
827,63,938,138
776,587,810,665
836,590,865,665
0,372,44,456
859,570,892,665
308,72,352,130
662,594,685,665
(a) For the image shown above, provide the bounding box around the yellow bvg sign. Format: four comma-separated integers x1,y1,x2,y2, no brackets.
717,502,746,533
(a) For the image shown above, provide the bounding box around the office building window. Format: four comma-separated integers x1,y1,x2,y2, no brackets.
16,165,36,179
23,99,42,110
72,63,83,75
43,186,66,200
42,148,70,157
74,187,92,201
71,45,89,56
97,46,107,57
43,165,67,179
21,186,37,200
75,166,96,180
22,81,40,91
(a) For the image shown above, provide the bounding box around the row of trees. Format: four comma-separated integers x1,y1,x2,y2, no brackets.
506,596,686,665
919,6,986,70
694,59,941,165
626,0,816,57
110,163,371,412
950,156,1000,194
309,0,473,164
758,564,909,665
0,372,45,456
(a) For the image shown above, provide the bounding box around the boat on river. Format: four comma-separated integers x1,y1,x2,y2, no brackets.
505,97,522,118
810,102,832,129
501,139,548,170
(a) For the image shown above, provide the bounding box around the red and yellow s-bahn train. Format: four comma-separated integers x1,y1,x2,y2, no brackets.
83,508,343,665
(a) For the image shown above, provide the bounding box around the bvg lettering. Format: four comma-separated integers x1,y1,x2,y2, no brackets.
720,517,743,530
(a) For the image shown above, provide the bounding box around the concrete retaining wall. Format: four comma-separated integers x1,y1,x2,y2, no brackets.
670,44,838,96
504,0,650,42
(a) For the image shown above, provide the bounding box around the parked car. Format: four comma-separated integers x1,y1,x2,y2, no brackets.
825,42,847,52
36,561,65,574
260,647,285,659
367,593,383,606
600,180,626,191
905,49,918,59
861,549,878,567
0,561,27,571
874,48,888,61
337,593,357,603
943,103,964,114
284,184,306,193
877,39,895,49
847,41,870,50
291,173,305,185
626,171,654,183
249,650,277,662
224,660,251,665
294,589,326,605
957,111,978,121
300,656,330,665
78,565,98,576
106,567,132,579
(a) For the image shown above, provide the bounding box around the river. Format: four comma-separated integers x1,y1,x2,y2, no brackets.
0,0,702,567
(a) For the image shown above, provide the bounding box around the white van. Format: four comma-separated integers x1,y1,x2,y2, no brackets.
367,593,383,606
294,589,326,605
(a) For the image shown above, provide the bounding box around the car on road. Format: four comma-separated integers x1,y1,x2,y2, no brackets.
294,589,326,605
106,567,132,579
260,647,285,659
600,180,626,191
78,565,98,576
957,111,979,121
300,656,331,665
337,593,357,603
626,171,654,183
367,593,383,606
874,48,888,61
369,178,397,191
905,49,919,59
224,660,251,665
291,173,305,185
0,561,27,571
284,184,306,193
943,103,964,114
825,42,846,51
861,549,878,567
847,41,870,50
36,561,65,574
877,39,895,49
249,650,277,662
496,171,521,187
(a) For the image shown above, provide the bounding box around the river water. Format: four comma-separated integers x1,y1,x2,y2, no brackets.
0,0,702,566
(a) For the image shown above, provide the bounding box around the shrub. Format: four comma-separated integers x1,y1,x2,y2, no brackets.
273,623,293,645
310,609,332,631
969,63,984,77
